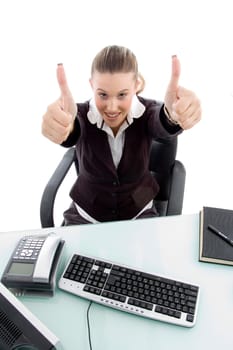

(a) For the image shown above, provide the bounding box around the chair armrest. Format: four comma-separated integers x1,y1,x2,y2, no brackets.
40,147,76,228
166,160,186,216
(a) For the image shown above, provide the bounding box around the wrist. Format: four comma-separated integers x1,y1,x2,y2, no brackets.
164,105,179,125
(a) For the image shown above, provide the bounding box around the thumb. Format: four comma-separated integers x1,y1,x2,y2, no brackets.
168,55,181,92
56,63,73,112
56,63,71,97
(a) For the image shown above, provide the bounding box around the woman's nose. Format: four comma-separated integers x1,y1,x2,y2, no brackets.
106,98,118,112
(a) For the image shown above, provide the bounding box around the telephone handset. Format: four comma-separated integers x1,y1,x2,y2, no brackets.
1,232,65,295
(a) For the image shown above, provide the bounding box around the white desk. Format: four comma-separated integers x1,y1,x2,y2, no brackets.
0,214,233,349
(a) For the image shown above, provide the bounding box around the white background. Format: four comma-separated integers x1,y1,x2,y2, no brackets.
0,0,233,231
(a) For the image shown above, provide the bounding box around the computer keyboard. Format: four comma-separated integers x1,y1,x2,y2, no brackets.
58,253,200,327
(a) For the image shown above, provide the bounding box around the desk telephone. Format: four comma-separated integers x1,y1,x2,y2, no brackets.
1,232,65,295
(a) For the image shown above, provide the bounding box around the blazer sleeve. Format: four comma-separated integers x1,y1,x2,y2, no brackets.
61,104,81,147
146,99,183,139
159,104,182,135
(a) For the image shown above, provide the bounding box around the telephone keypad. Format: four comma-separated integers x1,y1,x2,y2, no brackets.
13,237,46,260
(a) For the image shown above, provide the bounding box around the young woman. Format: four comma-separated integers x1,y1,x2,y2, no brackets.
42,45,201,225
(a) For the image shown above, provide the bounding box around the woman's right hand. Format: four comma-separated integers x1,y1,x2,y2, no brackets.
42,64,77,144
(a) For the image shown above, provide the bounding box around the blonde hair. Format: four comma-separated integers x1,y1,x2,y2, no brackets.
91,45,145,94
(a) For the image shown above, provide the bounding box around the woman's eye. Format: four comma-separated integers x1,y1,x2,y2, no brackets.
118,93,127,99
99,93,107,99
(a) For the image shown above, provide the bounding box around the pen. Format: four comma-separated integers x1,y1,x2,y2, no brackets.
208,224,233,246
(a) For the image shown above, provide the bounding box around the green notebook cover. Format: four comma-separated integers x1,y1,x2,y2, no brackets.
199,206,233,266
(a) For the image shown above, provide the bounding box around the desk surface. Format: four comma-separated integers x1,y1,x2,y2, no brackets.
1,214,233,349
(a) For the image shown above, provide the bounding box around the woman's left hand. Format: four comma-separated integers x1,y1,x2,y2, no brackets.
164,56,202,130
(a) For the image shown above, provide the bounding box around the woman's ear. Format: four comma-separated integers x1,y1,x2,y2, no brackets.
89,78,94,89
136,74,145,94
135,78,141,91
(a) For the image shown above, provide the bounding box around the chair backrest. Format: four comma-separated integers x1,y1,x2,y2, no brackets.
149,137,177,200
40,137,185,227
149,137,186,216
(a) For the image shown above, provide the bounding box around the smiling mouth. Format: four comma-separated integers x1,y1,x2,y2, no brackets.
105,112,120,119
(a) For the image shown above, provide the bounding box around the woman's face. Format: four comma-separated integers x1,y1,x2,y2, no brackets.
90,71,139,135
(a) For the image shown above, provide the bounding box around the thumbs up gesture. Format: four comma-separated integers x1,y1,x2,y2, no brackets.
42,64,77,144
164,56,201,130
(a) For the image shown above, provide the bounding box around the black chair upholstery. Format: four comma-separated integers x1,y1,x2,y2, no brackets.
40,137,186,228
150,138,186,216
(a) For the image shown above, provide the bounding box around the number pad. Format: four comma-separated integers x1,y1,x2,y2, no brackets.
13,237,45,260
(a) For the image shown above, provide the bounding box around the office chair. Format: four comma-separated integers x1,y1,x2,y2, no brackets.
40,137,186,228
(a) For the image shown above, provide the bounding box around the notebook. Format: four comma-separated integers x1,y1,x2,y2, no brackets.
199,206,233,266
